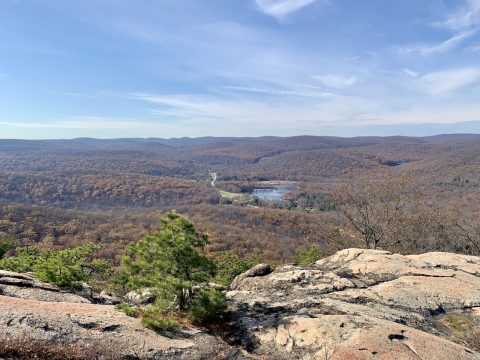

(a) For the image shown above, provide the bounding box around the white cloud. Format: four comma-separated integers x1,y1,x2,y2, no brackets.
399,28,478,56
420,68,480,94
402,68,418,77
253,0,317,19
225,84,335,98
436,0,480,31
124,92,480,136
424,29,478,54
399,1,480,57
130,92,379,131
314,74,357,89
7,86,480,138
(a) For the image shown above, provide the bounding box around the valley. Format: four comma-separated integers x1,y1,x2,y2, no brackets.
1,135,480,263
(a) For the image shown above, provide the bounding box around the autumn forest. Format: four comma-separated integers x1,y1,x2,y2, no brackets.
1,135,480,265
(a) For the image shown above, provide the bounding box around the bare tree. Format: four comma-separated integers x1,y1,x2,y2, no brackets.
451,190,480,255
390,208,456,254
335,171,420,250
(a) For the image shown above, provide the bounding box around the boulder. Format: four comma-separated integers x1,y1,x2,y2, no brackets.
230,263,272,290
125,287,157,305
76,283,121,305
96,290,121,305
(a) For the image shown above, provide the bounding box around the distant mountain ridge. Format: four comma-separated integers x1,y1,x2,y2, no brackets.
3,133,480,152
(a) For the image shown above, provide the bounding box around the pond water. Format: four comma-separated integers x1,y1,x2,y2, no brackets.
252,184,293,201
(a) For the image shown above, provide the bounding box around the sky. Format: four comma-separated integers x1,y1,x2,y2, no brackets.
1,0,480,139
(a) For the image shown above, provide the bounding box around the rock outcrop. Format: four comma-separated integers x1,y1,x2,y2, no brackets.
227,248,480,359
0,270,90,304
0,294,247,359
2,249,480,359
0,270,248,359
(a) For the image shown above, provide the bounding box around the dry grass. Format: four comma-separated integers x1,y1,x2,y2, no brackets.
463,328,480,352
440,313,480,352
0,339,122,360
441,313,476,339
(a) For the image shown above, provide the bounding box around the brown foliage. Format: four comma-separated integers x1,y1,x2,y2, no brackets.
2,135,480,264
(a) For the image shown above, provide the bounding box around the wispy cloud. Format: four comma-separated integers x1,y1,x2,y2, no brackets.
225,84,335,98
435,0,480,31
314,74,357,89
399,1,480,56
400,29,478,56
130,92,378,130
124,91,480,136
3,1,480,138
253,0,318,19
420,68,480,94
62,90,113,99
402,68,418,77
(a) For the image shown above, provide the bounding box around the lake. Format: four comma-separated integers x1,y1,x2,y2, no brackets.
252,184,293,201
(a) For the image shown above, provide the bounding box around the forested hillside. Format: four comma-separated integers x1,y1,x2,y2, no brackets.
1,135,480,263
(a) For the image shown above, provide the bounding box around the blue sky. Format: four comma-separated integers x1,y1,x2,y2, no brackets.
1,0,480,138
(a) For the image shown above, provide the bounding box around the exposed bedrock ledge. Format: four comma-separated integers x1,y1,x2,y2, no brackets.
2,249,480,359
0,294,251,359
227,248,480,359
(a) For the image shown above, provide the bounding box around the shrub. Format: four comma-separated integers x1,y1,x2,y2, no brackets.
0,247,39,273
35,245,110,288
0,244,110,288
0,238,13,259
187,289,226,324
214,252,260,286
141,303,178,331
116,301,179,331
115,303,139,318
293,244,322,265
